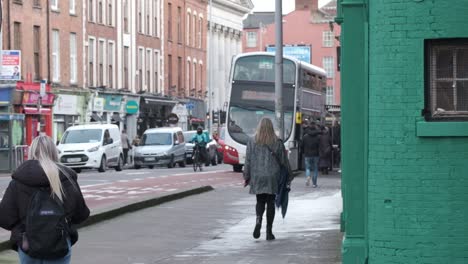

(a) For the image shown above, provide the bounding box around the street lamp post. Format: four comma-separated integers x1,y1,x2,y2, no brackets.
208,0,213,133
275,0,284,140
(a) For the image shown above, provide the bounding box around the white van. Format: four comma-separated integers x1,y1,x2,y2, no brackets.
133,127,186,169
57,124,123,173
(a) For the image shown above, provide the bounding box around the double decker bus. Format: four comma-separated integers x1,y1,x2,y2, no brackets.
224,52,327,172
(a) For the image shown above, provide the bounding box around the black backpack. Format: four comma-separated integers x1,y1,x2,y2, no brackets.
23,188,70,259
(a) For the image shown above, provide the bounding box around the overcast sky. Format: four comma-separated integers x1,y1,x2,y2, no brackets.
250,0,330,14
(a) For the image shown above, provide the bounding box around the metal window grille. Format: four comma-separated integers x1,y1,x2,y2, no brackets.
428,39,468,119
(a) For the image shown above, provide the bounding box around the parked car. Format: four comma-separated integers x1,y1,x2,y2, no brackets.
57,124,123,173
183,130,219,166
133,127,186,169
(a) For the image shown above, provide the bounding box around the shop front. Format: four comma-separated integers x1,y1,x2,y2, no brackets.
123,96,140,143
53,93,88,144
186,98,206,130
13,82,55,145
90,93,124,127
138,95,178,136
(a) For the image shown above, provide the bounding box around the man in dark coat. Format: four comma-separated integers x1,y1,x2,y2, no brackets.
302,123,321,187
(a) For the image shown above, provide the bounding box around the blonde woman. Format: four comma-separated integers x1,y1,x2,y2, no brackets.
0,136,90,263
243,118,292,240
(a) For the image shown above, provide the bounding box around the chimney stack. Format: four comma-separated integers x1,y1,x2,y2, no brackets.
295,0,319,12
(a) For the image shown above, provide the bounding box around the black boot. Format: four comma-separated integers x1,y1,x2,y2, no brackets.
266,226,275,240
253,216,262,239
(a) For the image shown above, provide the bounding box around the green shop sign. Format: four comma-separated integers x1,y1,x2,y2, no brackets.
126,100,139,114
102,95,122,111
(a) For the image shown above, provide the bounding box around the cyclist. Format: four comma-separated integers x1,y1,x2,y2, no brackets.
191,126,209,165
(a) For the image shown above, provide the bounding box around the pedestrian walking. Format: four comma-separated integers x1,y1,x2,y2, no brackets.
121,129,131,165
319,126,333,175
302,123,321,187
0,136,90,264
243,118,293,240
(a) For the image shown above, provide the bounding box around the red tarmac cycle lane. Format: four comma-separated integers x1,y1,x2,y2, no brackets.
0,170,244,240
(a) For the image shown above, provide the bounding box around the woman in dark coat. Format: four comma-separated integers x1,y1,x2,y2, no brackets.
243,118,293,240
0,136,90,264
319,126,333,175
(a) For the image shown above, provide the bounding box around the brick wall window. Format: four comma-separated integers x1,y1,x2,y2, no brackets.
89,0,94,22
51,0,58,10
154,51,159,93
123,46,129,89
323,31,334,47
98,40,105,86
52,30,60,82
108,0,113,26
138,0,142,33
123,0,129,33
186,12,191,46
98,0,103,24
323,56,335,78
138,48,144,91
177,7,182,44
13,22,21,51
146,0,150,35
146,49,151,92
70,0,76,15
192,14,196,47
153,0,159,37
198,17,203,48
33,26,41,81
88,38,95,86
167,3,172,41
178,56,182,95
168,54,172,92
425,39,468,120
108,42,115,88
326,86,334,105
70,33,77,84
186,60,191,95
33,0,40,7
246,32,257,48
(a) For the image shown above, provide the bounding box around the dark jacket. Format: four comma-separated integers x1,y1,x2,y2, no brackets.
302,128,321,157
0,160,90,251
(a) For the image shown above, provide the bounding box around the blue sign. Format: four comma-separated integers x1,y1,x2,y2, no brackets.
186,102,194,110
0,87,13,106
266,46,311,63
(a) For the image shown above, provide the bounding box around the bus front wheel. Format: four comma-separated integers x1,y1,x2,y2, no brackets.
233,165,243,173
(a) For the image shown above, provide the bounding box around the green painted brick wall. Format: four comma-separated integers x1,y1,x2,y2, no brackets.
368,1,468,263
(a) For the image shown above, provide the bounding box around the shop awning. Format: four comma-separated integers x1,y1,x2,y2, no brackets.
24,107,51,115
91,113,102,121
112,113,123,122
144,98,178,106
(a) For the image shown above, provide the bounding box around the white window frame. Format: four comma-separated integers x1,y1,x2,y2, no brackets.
247,31,257,48
146,48,152,92
198,14,203,48
154,50,160,93
198,60,203,91
138,47,144,91
193,59,197,91
186,9,191,45
52,30,60,82
108,40,115,88
51,0,59,11
322,56,335,78
322,31,334,47
88,36,97,87
98,39,107,86
107,0,114,26
70,33,77,84
192,11,197,47
69,0,76,14
186,57,191,94
326,86,334,105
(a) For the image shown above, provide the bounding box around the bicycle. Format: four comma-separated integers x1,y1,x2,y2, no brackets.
192,144,203,172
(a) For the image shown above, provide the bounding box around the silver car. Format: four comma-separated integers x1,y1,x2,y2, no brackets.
134,127,186,169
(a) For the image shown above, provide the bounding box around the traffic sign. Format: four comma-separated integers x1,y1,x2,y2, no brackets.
186,102,194,110
40,79,47,97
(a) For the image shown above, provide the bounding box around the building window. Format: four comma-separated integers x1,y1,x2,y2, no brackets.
326,86,334,105
33,26,41,81
154,51,159,93
323,56,335,78
167,3,172,41
138,48,144,91
13,22,21,51
187,60,191,95
51,0,58,10
52,30,60,82
138,0,143,33
168,55,172,92
323,31,334,47
88,38,95,86
69,0,76,14
177,7,182,44
193,60,197,91
108,0,113,26
177,57,182,96
98,40,105,86
33,0,41,8
425,39,468,120
89,0,94,22
198,17,203,48
146,50,151,92
108,42,114,88
98,0,103,24
186,12,191,45
153,0,158,37
193,14,196,47
70,33,77,84
199,63,203,93
123,46,129,89
123,0,129,33
146,0,150,35
247,31,257,48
